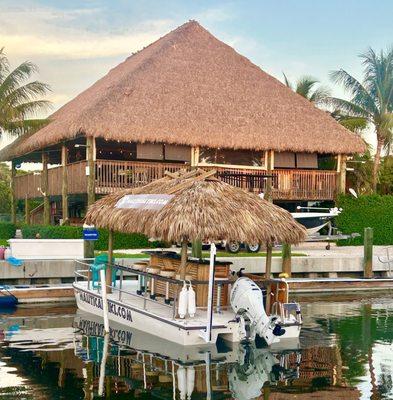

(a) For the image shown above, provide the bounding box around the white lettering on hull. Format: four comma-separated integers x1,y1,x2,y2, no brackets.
76,289,133,322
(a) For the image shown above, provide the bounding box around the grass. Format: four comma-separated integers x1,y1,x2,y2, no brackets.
96,250,307,259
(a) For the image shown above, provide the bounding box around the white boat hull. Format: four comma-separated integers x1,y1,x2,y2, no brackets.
73,282,241,346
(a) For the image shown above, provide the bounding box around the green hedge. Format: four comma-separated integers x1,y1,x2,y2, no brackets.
0,222,16,239
336,194,393,245
20,225,160,251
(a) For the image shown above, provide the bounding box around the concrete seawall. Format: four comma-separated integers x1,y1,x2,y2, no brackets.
0,253,390,284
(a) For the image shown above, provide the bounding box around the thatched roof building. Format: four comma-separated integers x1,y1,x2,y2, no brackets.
0,20,364,162
86,169,307,244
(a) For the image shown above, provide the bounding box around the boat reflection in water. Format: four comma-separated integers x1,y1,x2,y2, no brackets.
74,311,301,399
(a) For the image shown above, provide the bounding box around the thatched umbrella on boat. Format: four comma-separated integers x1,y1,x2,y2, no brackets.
86,169,307,281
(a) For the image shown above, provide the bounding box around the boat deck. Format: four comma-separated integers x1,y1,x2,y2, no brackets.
75,280,233,329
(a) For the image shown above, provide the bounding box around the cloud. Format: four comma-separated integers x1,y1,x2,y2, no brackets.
0,2,174,59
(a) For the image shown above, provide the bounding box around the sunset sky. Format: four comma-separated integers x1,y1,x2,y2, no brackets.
1,0,392,149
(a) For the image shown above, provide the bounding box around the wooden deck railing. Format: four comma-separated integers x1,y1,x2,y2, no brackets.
14,160,337,201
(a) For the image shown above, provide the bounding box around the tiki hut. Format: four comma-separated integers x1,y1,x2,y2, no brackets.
86,169,307,279
86,169,307,244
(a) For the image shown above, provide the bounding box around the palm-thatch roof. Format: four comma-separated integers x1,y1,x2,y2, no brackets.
0,21,365,162
86,169,307,244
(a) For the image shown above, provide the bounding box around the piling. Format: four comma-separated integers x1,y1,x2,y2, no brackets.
363,227,373,278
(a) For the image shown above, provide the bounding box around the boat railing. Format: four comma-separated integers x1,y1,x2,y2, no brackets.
74,260,233,320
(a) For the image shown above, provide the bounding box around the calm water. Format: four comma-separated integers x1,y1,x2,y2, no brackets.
0,295,392,399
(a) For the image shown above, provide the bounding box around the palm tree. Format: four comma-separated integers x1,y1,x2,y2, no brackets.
0,47,51,137
283,73,331,105
328,47,393,191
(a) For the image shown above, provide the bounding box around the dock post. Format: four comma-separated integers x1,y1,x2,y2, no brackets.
180,237,188,280
281,243,292,277
364,227,373,278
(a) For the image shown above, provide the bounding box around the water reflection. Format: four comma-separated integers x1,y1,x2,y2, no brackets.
0,297,391,399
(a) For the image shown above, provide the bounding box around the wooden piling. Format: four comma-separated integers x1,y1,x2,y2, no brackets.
41,152,50,225
281,243,292,277
364,227,373,278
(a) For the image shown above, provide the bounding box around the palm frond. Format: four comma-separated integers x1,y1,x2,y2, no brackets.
2,81,51,106
0,61,38,98
295,76,319,99
282,72,292,89
329,69,378,114
326,97,372,119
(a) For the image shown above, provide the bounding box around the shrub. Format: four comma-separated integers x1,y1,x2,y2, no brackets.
0,222,16,239
20,225,160,250
336,194,393,245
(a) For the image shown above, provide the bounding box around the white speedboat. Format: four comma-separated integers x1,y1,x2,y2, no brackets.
291,207,341,236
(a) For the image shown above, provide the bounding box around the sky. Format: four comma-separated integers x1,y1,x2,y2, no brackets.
1,0,393,150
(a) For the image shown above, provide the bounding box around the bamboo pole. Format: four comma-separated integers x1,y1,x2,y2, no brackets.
106,229,113,293
180,238,188,280
364,227,373,278
61,144,69,224
10,160,16,224
281,243,292,277
42,152,50,225
265,242,272,279
86,136,95,207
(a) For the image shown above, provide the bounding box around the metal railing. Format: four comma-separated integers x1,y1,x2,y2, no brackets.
74,260,231,321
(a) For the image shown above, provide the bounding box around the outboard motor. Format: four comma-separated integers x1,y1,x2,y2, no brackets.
230,277,285,345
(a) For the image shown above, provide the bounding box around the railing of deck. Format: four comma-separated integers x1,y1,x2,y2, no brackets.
95,160,186,194
14,159,337,200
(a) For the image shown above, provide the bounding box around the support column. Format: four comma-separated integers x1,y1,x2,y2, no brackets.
61,144,69,224
264,150,274,202
42,152,50,225
106,229,113,294
86,136,96,207
10,160,16,224
337,154,347,195
24,196,30,225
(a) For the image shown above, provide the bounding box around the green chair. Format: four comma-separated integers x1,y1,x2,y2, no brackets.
91,254,118,289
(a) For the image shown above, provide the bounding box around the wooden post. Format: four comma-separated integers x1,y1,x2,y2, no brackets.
86,136,96,207
106,229,113,294
41,151,50,225
180,238,188,280
10,160,16,224
265,150,274,202
24,196,30,225
364,227,373,278
337,154,347,195
281,243,292,277
61,144,69,224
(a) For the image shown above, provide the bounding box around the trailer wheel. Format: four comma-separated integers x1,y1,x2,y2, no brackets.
226,241,241,253
246,243,260,253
